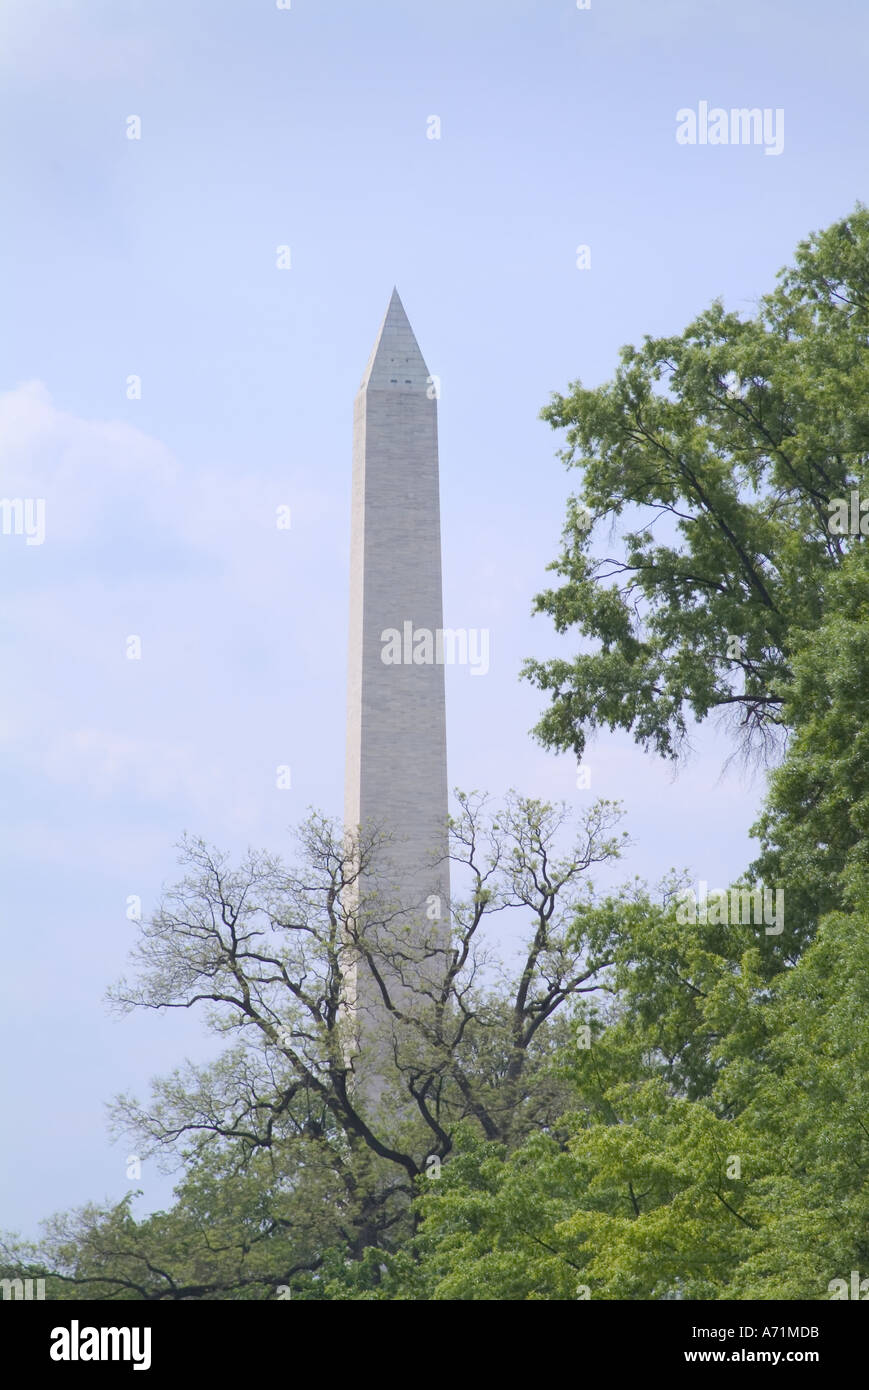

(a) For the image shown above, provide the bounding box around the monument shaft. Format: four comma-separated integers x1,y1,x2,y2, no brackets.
345,290,450,1060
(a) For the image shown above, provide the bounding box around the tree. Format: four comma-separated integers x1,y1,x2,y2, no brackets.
408,885,869,1301
9,792,627,1299
523,206,869,763
751,538,869,930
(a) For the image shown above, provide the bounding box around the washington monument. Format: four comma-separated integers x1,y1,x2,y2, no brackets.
344,289,450,1095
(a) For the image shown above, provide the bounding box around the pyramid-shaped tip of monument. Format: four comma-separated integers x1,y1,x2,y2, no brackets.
358,288,431,392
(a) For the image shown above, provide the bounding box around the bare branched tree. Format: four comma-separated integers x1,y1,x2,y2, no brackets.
4,792,629,1299
108,792,626,1180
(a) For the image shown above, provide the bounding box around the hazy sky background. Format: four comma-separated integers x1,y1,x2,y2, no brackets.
1,0,867,1237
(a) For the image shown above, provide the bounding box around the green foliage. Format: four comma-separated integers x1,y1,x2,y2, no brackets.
409,894,869,1300
752,539,869,930
524,205,869,763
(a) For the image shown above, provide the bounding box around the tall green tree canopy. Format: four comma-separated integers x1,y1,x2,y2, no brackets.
524,206,869,763
751,537,869,926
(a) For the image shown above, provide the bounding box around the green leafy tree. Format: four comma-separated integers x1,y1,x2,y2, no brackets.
408,884,869,1300
752,539,869,928
524,206,869,763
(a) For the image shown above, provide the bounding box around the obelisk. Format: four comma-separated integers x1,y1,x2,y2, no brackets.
344,289,450,1092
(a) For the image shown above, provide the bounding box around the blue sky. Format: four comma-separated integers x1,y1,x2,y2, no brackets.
1,0,867,1236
